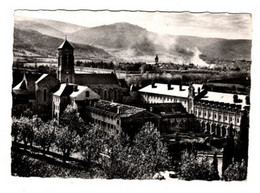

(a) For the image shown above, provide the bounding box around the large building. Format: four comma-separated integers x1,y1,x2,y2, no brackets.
12,38,124,119
86,100,159,136
139,83,250,138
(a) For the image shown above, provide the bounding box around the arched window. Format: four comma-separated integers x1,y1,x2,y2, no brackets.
43,89,47,102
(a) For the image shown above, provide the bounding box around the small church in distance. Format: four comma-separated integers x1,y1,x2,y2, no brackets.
12,38,124,120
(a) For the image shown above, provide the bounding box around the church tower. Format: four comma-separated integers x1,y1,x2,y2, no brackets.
155,54,159,64
187,84,195,114
57,36,75,83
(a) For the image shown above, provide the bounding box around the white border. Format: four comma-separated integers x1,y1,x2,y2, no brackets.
1,1,260,193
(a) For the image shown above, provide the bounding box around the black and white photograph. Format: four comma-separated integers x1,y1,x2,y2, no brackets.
2,1,260,192
10,9,252,181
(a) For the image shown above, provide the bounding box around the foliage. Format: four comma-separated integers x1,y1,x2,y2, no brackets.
101,123,171,179
34,121,56,155
60,105,86,136
13,116,34,148
78,125,111,166
223,160,247,181
177,150,219,181
55,125,80,163
11,117,21,143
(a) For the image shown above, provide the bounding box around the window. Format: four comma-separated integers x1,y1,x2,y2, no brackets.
214,114,217,118
237,118,239,123
225,116,227,121
204,112,207,116
199,111,201,116
43,89,47,102
85,91,89,97
219,115,221,120
209,113,211,117
230,117,233,122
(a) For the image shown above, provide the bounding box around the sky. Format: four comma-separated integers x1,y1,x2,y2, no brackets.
14,10,252,40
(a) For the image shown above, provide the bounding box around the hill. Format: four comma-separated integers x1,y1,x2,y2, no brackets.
14,18,252,64
13,28,113,60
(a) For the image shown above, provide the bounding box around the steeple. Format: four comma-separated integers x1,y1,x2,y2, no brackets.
57,36,75,83
155,54,159,64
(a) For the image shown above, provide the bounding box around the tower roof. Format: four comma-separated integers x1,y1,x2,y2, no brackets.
58,39,74,50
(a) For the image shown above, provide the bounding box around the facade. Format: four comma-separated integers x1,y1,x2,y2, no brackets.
145,103,195,134
139,83,250,138
139,83,203,113
12,38,124,119
53,83,100,121
86,100,159,135
12,72,59,119
194,92,249,137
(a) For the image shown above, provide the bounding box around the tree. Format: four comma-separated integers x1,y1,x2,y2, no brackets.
178,150,219,181
55,125,80,163
15,116,34,149
11,117,21,143
60,105,85,136
79,125,110,166
223,160,247,181
34,121,56,155
101,123,171,179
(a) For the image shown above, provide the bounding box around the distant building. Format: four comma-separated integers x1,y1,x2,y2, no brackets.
155,54,159,64
139,83,249,138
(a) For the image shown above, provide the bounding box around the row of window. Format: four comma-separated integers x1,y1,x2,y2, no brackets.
93,119,118,129
146,94,187,104
195,109,240,123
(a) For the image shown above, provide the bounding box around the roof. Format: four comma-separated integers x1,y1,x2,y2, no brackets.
13,79,27,91
70,85,100,100
35,74,48,84
53,83,74,97
58,39,74,50
200,91,248,110
53,83,100,100
118,79,128,88
93,100,146,118
75,73,120,85
24,73,42,82
139,83,203,98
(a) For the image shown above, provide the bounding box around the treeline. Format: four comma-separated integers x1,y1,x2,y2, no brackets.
11,105,247,180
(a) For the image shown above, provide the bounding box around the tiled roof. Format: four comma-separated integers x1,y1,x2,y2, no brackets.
139,83,203,98
75,73,119,85
93,100,145,118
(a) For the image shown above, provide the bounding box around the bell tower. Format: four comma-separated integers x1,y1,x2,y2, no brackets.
57,36,75,83
188,84,195,114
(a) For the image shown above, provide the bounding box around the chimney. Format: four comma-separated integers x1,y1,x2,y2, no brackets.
168,83,173,90
179,84,182,91
117,106,121,114
152,82,157,88
73,85,78,91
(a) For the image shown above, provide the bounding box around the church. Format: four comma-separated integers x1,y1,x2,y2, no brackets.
12,38,123,120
